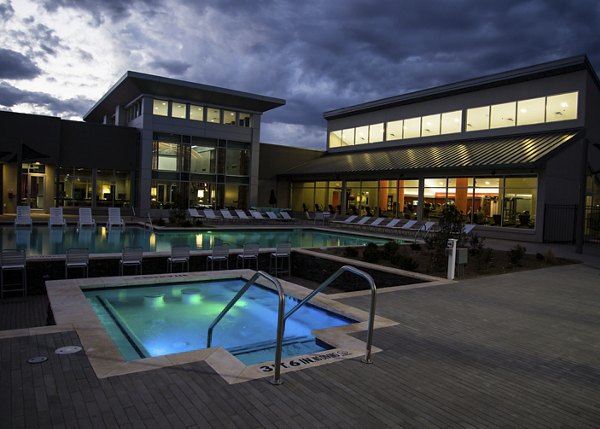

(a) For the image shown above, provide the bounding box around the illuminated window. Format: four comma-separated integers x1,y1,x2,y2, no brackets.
421,114,440,137
403,117,421,139
238,112,251,127
341,128,355,146
546,92,578,122
207,108,220,123
190,105,204,121
386,120,403,141
153,99,168,116
329,130,342,148
223,110,236,125
171,102,186,119
369,123,384,143
441,111,462,134
490,102,516,129
517,97,545,125
466,106,490,131
355,126,369,145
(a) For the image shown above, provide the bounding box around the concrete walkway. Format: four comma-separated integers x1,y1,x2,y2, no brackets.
1,241,600,427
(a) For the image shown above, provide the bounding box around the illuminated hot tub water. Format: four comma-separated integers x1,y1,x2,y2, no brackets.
84,278,354,365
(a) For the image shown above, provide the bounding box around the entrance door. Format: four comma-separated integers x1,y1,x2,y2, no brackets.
21,173,45,209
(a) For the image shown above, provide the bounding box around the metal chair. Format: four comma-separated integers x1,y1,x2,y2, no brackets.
269,242,291,277
168,245,190,272
65,248,90,279
207,245,229,271
119,247,143,275
236,243,259,270
1,249,27,298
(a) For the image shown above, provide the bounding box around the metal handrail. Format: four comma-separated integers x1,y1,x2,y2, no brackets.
147,213,153,230
207,271,286,385
284,265,377,364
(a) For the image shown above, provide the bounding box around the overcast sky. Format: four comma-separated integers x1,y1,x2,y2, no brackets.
1,0,600,149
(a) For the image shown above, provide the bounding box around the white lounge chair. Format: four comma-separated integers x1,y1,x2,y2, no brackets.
280,211,295,222
415,221,437,240
14,206,32,227
376,218,401,230
362,217,385,229
354,216,371,226
265,211,282,221
77,207,96,229
249,209,266,220
188,208,202,221
392,219,418,233
48,207,67,228
331,214,358,225
220,209,238,221
463,224,477,235
235,209,251,222
202,208,221,222
107,207,125,229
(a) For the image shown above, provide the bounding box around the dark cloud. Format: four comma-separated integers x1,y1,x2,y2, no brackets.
148,60,192,76
0,1,14,20
0,82,93,118
39,0,161,25
0,49,41,79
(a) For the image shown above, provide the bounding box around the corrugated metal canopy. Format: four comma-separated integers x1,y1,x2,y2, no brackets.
282,131,581,177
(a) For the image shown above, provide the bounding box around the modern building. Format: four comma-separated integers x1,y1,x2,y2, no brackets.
0,72,285,216
279,55,600,244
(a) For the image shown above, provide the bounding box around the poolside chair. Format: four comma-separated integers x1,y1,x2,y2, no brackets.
265,211,283,222
48,207,67,228
235,209,251,222
280,211,295,222
0,248,27,298
188,208,203,221
107,207,125,229
354,216,371,226
269,242,291,278
392,219,418,233
220,209,238,222
168,245,190,273
236,243,259,270
376,218,401,230
65,248,90,279
119,247,143,276
202,208,221,222
331,214,358,225
207,245,229,270
415,221,437,240
249,209,267,221
363,217,385,229
463,224,477,235
14,206,32,227
77,207,96,229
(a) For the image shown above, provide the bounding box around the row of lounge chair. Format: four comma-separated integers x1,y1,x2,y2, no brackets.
14,206,125,229
188,208,295,223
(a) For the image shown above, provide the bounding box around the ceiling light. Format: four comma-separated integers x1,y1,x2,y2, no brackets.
560,102,569,108
520,108,527,113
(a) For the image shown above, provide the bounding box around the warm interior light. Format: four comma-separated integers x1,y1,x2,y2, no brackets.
198,190,205,198
560,102,569,108
151,187,157,197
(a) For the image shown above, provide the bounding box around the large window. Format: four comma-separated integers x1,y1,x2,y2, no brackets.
226,148,250,176
96,169,131,207
190,105,204,121
403,117,421,139
153,99,168,116
207,108,220,123
238,112,252,127
517,97,545,125
369,123,384,143
441,111,462,134
546,92,578,122
490,102,516,129
190,141,216,174
386,120,403,141
171,102,186,119
57,167,92,207
355,126,369,145
223,110,236,125
466,106,490,131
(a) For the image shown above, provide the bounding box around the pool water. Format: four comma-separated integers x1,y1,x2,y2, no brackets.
3,226,391,256
84,279,354,365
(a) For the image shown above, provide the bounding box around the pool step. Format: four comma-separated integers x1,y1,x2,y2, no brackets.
228,335,312,356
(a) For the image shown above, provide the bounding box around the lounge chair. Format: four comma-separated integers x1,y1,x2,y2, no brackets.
235,209,252,222
202,208,221,222
77,207,96,229
48,207,67,228
188,208,203,221
463,224,477,235
14,206,32,227
392,219,418,233
331,214,358,225
375,218,401,230
415,221,437,240
354,216,371,226
280,211,295,222
249,209,266,220
265,211,282,222
220,209,238,222
107,207,125,229
362,217,385,229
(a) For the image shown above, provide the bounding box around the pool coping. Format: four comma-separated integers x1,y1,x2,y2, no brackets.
44,269,400,384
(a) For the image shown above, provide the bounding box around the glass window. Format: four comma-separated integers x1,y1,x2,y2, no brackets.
171,102,186,119
490,102,516,129
399,179,419,219
153,99,168,116
156,142,179,171
466,106,490,131
226,148,250,175
96,170,129,207
369,123,384,143
223,110,236,125
291,182,315,212
546,92,578,122
207,108,220,123
57,167,93,207
502,176,537,227
440,110,462,134
386,120,403,141
517,97,545,125
189,181,214,208
421,114,440,137
341,128,355,146
190,143,216,174
403,117,421,139
238,112,251,127
329,130,342,148
190,105,204,121
355,126,369,145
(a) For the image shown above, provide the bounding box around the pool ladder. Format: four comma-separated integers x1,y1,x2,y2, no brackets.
206,265,377,385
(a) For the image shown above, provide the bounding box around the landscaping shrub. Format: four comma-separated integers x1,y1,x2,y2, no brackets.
156,218,166,226
362,243,380,263
390,253,419,271
410,242,421,251
544,249,558,265
468,234,486,256
344,247,359,257
382,241,399,259
509,244,527,266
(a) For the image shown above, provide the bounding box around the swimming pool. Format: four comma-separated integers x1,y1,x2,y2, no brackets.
3,226,392,256
84,278,354,365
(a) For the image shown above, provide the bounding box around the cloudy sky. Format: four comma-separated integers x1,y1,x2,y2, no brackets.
1,0,600,149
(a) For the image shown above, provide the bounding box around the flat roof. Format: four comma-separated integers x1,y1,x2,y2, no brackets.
281,130,582,178
84,71,286,122
324,55,599,120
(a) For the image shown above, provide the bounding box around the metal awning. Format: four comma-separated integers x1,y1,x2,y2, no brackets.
282,131,581,177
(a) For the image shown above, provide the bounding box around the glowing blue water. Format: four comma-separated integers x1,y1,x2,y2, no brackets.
84,279,354,365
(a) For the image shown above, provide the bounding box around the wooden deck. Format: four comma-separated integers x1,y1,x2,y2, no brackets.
1,263,600,427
